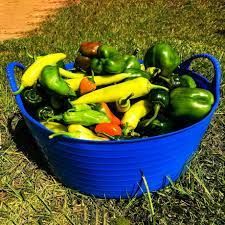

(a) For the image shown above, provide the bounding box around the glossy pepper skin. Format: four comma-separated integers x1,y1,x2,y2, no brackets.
42,121,67,133
97,45,119,58
13,53,67,95
140,89,169,127
124,68,153,80
91,45,126,74
40,65,75,96
144,43,181,77
79,41,101,57
145,116,174,136
91,55,126,74
159,74,197,89
75,55,91,71
170,87,214,121
123,55,141,70
180,74,197,88
93,102,121,125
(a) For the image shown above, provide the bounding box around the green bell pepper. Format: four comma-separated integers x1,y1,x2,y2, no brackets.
103,55,127,74
180,74,197,88
97,45,119,58
91,45,128,74
144,43,181,77
40,65,75,96
170,87,214,121
123,55,141,70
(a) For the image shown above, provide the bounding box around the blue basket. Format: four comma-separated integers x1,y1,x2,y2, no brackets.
6,54,221,199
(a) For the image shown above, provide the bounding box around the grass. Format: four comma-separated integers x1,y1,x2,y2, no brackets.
0,0,225,224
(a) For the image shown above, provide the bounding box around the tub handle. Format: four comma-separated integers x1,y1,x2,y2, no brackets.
6,62,27,115
179,53,222,99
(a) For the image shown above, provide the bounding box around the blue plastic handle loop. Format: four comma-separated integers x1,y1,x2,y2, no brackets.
179,53,221,101
6,62,34,119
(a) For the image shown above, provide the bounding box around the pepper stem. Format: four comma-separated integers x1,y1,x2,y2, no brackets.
158,75,170,84
89,70,95,83
13,85,25,95
47,115,63,122
151,84,169,92
120,93,134,105
140,104,161,127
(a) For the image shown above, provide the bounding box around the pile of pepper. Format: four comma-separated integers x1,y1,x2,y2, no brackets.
14,42,215,141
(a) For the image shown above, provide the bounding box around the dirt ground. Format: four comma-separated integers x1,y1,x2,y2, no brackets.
0,0,79,41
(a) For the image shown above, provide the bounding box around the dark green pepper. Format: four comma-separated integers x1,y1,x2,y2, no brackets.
50,95,64,110
147,116,174,135
170,87,214,121
123,55,141,70
144,43,181,77
159,74,197,89
138,115,174,136
22,88,43,107
48,109,110,126
140,89,170,127
40,65,75,96
36,106,55,121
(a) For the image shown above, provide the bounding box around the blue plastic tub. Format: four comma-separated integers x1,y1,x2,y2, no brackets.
6,53,221,198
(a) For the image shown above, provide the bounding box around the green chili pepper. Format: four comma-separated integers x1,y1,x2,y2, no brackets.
170,87,214,121
124,68,153,80
48,109,110,126
69,103,92,112
144,43,181,77
40,65,75,96
140,89,169,127
36,106,55,121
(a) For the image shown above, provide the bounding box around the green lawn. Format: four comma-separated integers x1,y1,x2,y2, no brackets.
0,0,224,224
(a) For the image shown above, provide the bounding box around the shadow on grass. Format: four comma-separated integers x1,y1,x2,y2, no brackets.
7,112,53,175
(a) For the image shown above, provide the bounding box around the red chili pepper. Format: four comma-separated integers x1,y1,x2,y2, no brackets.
79,76,96,95
95,123,122,137
100,102,121,125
